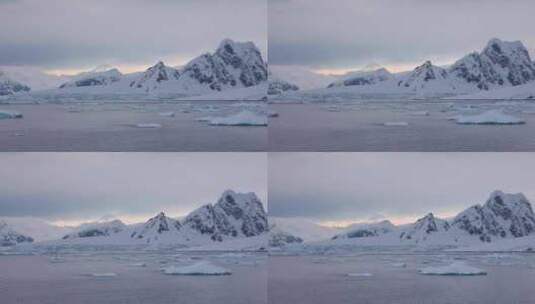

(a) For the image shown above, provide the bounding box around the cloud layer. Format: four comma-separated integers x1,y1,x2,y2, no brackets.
269,153,535,224
269,0,535,70
0,0,267,70
0,153,267,223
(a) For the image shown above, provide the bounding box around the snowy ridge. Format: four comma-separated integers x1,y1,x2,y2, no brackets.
59,68,122,88
0,71,31,96
274,38,535,100
7,39,267,100
0,221,34,246
316,191,535,250
62,219,127,240
34,190,269,249
328,68,391,88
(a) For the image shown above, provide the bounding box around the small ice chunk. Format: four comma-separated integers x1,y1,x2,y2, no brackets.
135,123,162,128
418,262,486,276
159,112,175,117
0,110,23,119
347,272,373,277
202,110,267,126
162,261,231,276
453,110,524,125
383,121,408,126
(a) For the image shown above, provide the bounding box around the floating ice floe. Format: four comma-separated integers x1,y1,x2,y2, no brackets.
158,112,175,117
0,110,23,119
452,110,525,125
418,262,486,276
135,123,162,128
347,272,373,277
383,121,409,126
162,261,231,276
200,110,267,126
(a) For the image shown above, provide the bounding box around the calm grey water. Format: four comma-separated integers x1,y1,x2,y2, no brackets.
268,253,535,304
269,100,535,151
0,102,267,151
0,249,267,304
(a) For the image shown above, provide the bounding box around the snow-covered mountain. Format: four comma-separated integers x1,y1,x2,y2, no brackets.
0,221,34,246
323,190,535,249
60,39,267,97
450,39,535,90
399,213,450,242
59,68,122,88
0,71,31,96
332,220,396,240
183,190,268,241
451,191,535,242
269,65,337,90
328,68,392,88
275,38,535,100
46,190,267,248
0,66,69,91
269,230,303,247
269,217,337,243
0,217,72,242
5,39,267,100
268,78,299,95
62,219,127,240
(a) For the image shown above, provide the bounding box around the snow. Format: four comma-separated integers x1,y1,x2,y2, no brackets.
418,262,487,276
0,110,23,119
162,261,231,276
201,110,267,126
452,110,525,125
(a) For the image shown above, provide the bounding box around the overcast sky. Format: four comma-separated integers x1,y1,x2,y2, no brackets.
0,0,267,74
269,153,535,226
269,0,535,74
0,153,267,226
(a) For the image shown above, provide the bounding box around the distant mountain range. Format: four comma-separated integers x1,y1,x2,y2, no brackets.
272,38,535,99
0,39,268,100
272,190,535,251
1,190,267,249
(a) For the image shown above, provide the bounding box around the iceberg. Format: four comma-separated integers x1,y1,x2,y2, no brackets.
418,262,487,276
162,261,231,276
453,110,525,125
201,110,267,126
0,110,23,119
